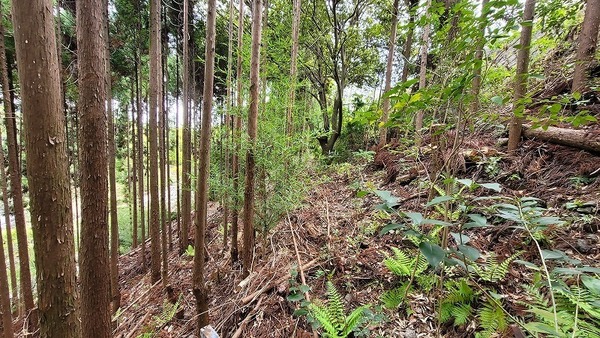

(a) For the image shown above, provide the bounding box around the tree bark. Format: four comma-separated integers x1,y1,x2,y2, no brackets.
77,0,111,335
194,0,217,329
106,2,121,313
12,0,80,336
508,0,536,152
242,0,263,276
135,47,147,269
3,1,36,328
469,0,490,115
131,81,139,249
0,2,18,312
378,0,400,146
415,0,432,142
0,188,13,338
231,0,245,264
287,0,301,137
522,125,600,153
400,0,418,83
181,0,192,254
572,0,600,94
149,0,162,284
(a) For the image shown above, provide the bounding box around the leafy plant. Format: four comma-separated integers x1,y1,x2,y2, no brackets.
471,251,522,283
383,248,428,277
439,279,478,326
380,282,411,310
308,281,370,338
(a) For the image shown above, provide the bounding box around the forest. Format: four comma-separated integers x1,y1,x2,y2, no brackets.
0,0,599,337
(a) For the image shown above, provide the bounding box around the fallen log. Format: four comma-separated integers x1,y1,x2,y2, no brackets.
522,125,600,153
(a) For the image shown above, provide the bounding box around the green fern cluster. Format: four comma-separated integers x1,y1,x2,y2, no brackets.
471,251,521,282
380,282,411,309
440,279,478,326
308,281,369,338
477,300,508,337
383,248,428,277
520,282,600,337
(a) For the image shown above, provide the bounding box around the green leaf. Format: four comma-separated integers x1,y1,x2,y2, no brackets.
572,92,582,100
490,96,504,105
299,284,311,293
515,259,540,271
375,190,399,207
548,103,562,114
356,190,369,198
457,245,481,261
480,182,502,192
380,223,405,235
541,249,566,260
552,267,582,275
450,232,470,244
419,242,445,267
529,73,545,80
404,212,424,226
287,292,305,302
464,214,488,229
582,276,600,295
426,195,455,207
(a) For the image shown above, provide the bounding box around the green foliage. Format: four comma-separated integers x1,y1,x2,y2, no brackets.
380,283,411,310
308,282,370,338
477,299,508,337
383,248,428,278
185,245,195,257
439,279,478,326
471,251,521,283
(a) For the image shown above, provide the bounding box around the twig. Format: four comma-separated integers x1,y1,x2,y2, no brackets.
124,312,151,338
231,297,263,338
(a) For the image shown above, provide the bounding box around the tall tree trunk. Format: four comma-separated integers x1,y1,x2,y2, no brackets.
415,0,432,143
160,5,169,276
0,5,18,312
131,82,139,248
222,0,235,250
242,0,263,276
12,0,80,336
378,0,400,146
175,39,181,244
508,0,536,152
3,1,36,331
287,0,301,138
572,0,600,94
135,49,147,269
181,0,192,254
231,0,245,264
149,0,162,284
401,0,418,82
469,0,490,115
193,0,217,329
106,3,121,313
0,212,13,337
77,0,111,335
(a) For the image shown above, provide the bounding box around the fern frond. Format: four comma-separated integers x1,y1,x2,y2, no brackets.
381,283,410,309
478,299,507,333
342,305,368,337
309,302,339,337
452,303,473,326
325,281,346,332
472,251,521,282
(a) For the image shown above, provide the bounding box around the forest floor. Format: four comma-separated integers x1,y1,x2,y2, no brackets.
114,131,600,338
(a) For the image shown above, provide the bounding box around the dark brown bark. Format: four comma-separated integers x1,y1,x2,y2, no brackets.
149,0,162,283
0,2,18,312
77,0,111,335
12,0,80,336
175,42,181,244
3,1,36,328
131,82,139,249
106,3,121,313
572,0,600,93
522,125,600,153
378,0,400,146
222,0,234,250
242,0,263,275
135,47,147,269
231,0,245,264
193,0,217,329
508,0,536,152
181,0,192,254
0,178,13,338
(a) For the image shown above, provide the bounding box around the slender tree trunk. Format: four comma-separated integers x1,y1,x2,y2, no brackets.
193,0,217,329
508,0,536,152
0,7,18,312
12,0,80,336
572,0,600,94
0,213,12,337
401,0,418,82
149,0,162,283
3,1,36,331
181,0,192,254
287,0,301,138
131,83,139,248
469,0,490,115
175,41,181,244
415,0,432,142
378,0,400,146
231,0,245,264
242,0,263,276
106,4,121,313
77,0,111,335
136,49,147,269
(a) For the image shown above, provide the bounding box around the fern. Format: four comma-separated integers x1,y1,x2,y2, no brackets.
478,299,508,335
308,281,369,338
380,283,410,309
383,248,427,278
439,279,478,327
471,251,521,282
